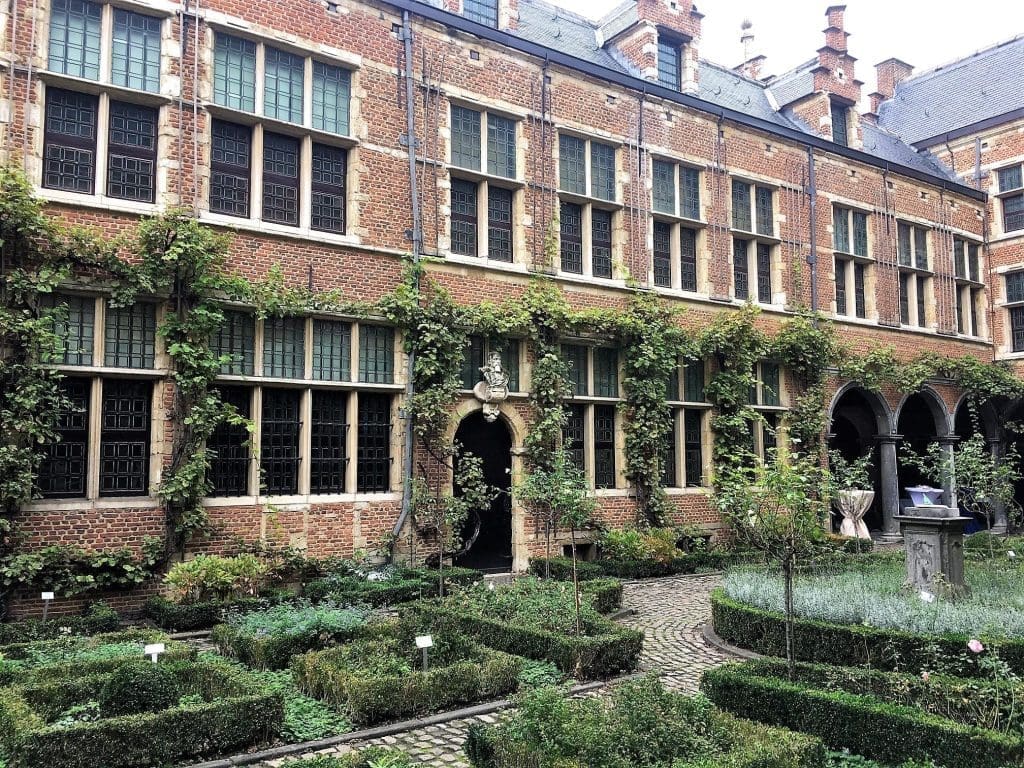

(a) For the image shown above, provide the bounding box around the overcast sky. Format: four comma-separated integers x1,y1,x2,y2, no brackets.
557,0,1024,91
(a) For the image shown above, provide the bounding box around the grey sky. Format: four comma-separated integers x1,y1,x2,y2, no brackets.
556,0,1024,93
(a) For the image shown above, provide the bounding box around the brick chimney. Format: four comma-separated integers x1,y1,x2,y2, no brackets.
602,0,703,92
869,57,914,112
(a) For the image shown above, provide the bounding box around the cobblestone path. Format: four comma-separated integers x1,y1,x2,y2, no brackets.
262,573,729,767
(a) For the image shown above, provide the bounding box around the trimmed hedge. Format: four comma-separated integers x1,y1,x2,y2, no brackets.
0,657,283,768
0,602,120,644
293,621,522,725
701,661,1024,768
579,578,623,614
711,590,1024,677
530,551,749,581
143,591,293,631
302,566,483,606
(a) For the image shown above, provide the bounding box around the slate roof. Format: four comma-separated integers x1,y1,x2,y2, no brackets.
765,59,818,109
698,61,797,128
517,0,626,71
860,122,957,180
877,35,1024,146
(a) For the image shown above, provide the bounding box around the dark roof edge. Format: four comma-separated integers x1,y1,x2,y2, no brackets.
391,0,985,202
910,106,1024,151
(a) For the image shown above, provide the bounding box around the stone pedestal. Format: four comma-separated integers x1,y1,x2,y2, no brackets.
894,505,971,597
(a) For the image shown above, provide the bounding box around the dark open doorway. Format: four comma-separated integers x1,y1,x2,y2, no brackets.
897,392,941,504
829,388,884,532
453,411,513,573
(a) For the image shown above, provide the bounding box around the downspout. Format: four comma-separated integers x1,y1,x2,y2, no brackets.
394,9,422,544
806,144,818,319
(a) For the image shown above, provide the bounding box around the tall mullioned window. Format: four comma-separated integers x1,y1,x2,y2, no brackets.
953,238,983,337
560,345,621,489
652,159,701,292
559,134,618,278
833,206,870,319
731,180,776,303
663,359,709,488
998,164,1024,234
896,222,931,329
462,0,498,26
657,36,683,90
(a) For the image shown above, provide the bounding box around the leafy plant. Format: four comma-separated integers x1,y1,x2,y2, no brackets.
163,553,272,604
828,450,874,491
0,539,162,597
98,662,182,716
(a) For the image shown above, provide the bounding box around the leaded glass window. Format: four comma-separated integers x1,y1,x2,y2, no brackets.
594,405,616,488
111,9,161,92
835,258,847,315
999,165,1023,192
733,238,749,300
652,160,675,214
48,0,101,80
683,362,705,402
46,293,95,366
897,222,912,266
1006,272,1024,304
262,132,300,226
213,34,256,112
463,0,498,26
260,389,300,495
311,391,348,494
312,62,351,135
264,47,304,123
680,227,697,292
487,114,516,178
653,221,672,288
460,335,486,390
312,319,351,381
311,143,347,234
657,39,680,89
683,408,703,487
451,179,478,256
681,167,700,220
760,362,780,406
211,310,255,375
854,263,866,318
852,211,868,257
755,186,774,236
263,316,305,379
594,347,618,397
107,101,157,203
39,377,90,498
831,101,849,147
208,387,251,496
451,106,482,171
99,379,151,496
210,120,251,217
358,325,394,384
1012,307,1024,352
732,180,751,232
756,243,772,304
559,135,585,195
833,206,850,253
1004,194,1024,233
914,226,929,270
563,404,586,471
590,142,616,201
560,201,583,274
562,344,588,396
899,273,911,324
498,339,520,392
356,393,392,492
662,410,678,488
488,187,513,262
104,302,155,368
591,209,613,278
43,88,98,194
916,278,927,328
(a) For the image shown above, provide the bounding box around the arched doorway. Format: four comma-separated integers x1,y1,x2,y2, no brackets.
896,391,948,507
828,387,888,532
453,411,513,572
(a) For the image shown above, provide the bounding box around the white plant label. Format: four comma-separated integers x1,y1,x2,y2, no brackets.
41,592,54,601
1009,551,1017,558
415,635,433,649
144,642,166,663
919,590,936,604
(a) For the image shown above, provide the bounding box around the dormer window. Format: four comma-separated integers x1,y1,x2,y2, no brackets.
830,99,850,147
657,35,684,90
463,0,498,26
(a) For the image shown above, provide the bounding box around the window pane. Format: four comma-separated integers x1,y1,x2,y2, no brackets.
44,293,94,366
207,387,251,497
657,39,680,89
311,390,348,494
487,114,516,178
755,187,774,236
210,120,251,217
683,362,705,402
756,243,772,304
43,88,98,194
111,10,161,92
899,273,911,325
1007,272,1024,304
559,201,583,274
968,243,981,282
1013,307,1024,353
262,132,300,226
732,238,748,300
953,240,966,279
264,47,304,123
562,404,586,472
833,207,850,253
213,34,256,112
916,278,927,328
897,222,912,266
760,363,780,406
731,180,751,231
487,186,513,262
590,143,616,201
999,165,1023,193
460,335,486,390
48,0,101,80
652,160,676,214
559,135,585,194
211,310,255,375
914,227,929,270
683,408,703,487
107,101,157,203
562,344,588,397
311,143,347,234
680,227,697,292
680,167,700,220
594,347,618,397
358,325,394,384
312,319,351,381
497,338,520,392
835,258,847,315
653,220,672,288
594,405,616,489
1005,194,1024,233
357,393,392,492
260,389,300,495
852,211,868,257
39,377,90,498
451,106,482,171
662,409,678,488
99,379,151,496
591,208,613,278
451,178,478,256
105,302,156,368
831,101,849,147
312,62,351,135
462,0,498,26
263,316,305,379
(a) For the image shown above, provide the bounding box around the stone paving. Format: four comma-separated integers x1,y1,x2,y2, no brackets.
261,573,729,767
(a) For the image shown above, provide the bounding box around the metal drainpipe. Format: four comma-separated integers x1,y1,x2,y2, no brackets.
393,10,422,547
806,144,818,318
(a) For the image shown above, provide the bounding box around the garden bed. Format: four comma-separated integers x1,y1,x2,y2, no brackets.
302,566,483,606
0,601,121,644
411,578,641,680
0,657,282,768
212,602,373,669
464,676,826,768
701,660,1024,768
292,619,522,725
529,551,748,581
143,591,294,632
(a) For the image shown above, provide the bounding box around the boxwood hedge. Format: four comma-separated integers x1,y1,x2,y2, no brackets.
142,590,294,631
0,602,121,645
701,661,1024,768
302,567,483,606
529,552,749,581
0,657,283,768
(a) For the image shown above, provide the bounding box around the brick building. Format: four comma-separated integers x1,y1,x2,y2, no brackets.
0,0,1019,605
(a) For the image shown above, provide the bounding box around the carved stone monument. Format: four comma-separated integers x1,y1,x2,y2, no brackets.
472,351,509,422
893,504,971,597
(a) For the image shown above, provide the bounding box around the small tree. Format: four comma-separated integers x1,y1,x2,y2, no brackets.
517,448,596,634
714,453,827,678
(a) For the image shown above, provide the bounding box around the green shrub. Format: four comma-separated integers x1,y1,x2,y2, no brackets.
516,659,563,689
164,554,271,603
0,602,120,645
580,578,623,614
98,662,182,717
142,592,292,631
293,620,522,725
701,662,1024,768
0,658,283,768
212,602,371,669
282,748,420,767
711,590,1024,677
528,556,604,581
302,566,483,606
530,552,747,581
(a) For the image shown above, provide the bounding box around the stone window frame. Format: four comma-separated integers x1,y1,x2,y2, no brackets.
650,156,704,294
445,100,523,264
896,221,933,330
663,357,711,490
1002,271,1024,354
952,237,985,339
207,312,404,503
37,0,172,211
202,27,360,242
31,293,166,508
556,131,622,281
832,204,873,320
458,335,524,393
996,163,1024,236
830,98,851,147
560,343,623,492
656,33,685,91
729,177,780,305
749,360,786,464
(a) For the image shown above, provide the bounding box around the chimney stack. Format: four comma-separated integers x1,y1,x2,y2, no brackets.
873,57,914,101
735,19,766,79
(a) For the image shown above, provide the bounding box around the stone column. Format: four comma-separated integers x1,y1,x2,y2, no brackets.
876,433,903,541
937,436,960,509
987,436,1009,534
